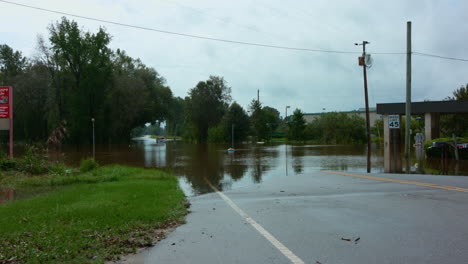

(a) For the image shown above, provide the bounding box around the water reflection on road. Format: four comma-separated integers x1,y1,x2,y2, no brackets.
61,137,384,196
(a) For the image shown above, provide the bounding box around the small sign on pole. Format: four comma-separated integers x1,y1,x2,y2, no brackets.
0,86,13,158
388,115,400,129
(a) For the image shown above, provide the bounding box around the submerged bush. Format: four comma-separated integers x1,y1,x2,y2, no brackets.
80,158,99,172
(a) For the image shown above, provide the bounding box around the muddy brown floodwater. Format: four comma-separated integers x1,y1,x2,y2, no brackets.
44,136,465,196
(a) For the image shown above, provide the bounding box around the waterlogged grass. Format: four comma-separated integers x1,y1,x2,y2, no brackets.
0,165,187,263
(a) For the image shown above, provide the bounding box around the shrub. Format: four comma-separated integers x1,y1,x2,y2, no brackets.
48,162,67,176
19,147,49,174
0,152,18,171
79,158,99,172
425,137,468,159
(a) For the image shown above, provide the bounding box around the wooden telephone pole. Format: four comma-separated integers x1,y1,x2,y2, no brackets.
405,21,412,174
356,41,371,173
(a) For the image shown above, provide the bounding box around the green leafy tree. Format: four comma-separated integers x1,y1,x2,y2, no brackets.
187,76,231,142
288,109,306,141
262,106,281,139
47,17,113,143
441,84,468,137
166,96,186,137
249,99,267,141
223,102,250,142
304,112,366,144
0,44,26,84
105,49,172,142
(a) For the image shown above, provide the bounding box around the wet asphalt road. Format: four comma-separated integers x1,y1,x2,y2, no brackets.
138,171,468,264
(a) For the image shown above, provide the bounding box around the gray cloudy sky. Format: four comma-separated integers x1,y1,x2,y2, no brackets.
1,0,467,115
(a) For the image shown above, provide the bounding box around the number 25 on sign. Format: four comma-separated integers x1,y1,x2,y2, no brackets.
388,115,400,129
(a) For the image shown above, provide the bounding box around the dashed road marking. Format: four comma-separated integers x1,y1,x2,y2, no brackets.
323,171,468,193
204,178,305,264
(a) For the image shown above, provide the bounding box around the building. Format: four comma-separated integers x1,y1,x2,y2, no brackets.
303,107,382,127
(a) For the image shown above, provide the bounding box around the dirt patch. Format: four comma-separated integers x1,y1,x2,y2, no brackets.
106,223,180,264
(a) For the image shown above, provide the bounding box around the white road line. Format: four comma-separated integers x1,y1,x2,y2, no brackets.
204,178,305,264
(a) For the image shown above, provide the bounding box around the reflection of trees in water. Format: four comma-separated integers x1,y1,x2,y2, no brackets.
168,143,226,193
291,146,304,174
321,160,349,171
311,145,366,156
225,153,248,181
250,146,280,183
165,143,281,193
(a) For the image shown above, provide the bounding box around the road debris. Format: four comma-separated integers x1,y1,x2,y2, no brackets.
341,237,351,242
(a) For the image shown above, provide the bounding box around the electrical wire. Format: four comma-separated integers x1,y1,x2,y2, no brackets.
2,0,467,61
0,0,371,54
413,52,468,62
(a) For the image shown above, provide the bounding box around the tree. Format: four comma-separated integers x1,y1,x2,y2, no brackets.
0,44,26,84
166,96,186,137
441,84,468,137
187,76,231,142
47,17,113,143
4,18,176,143
262,106,281,139
105,49,172,142
222,102,250,142
304,112,366,144
249,99,267,141
288,109,306,141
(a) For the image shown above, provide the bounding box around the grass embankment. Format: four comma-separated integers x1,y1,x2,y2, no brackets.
0,165,188,263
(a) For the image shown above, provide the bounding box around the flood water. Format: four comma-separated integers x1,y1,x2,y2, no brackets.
4,137,468,199
58,137,386,196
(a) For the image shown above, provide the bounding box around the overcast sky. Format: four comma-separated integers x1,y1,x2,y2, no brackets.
1,0,467,115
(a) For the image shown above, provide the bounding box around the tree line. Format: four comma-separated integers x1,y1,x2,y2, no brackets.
0,17,370,145
6,18,463,145
1,18,172,144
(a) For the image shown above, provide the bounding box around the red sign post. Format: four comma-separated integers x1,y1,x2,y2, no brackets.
0,87,13,158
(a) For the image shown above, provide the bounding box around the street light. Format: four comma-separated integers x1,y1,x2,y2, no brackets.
285,106,291,124
91,118,95,160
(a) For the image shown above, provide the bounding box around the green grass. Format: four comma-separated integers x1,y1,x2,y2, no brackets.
0,165,187,263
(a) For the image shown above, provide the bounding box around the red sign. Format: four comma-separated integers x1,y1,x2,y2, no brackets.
0,87,11,118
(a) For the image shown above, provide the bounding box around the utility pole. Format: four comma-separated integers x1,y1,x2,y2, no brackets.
405,21,412,174
355,41,371,173
91,118,95,160
257,89,260,103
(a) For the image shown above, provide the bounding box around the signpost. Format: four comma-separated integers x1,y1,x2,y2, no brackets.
0,87,13,158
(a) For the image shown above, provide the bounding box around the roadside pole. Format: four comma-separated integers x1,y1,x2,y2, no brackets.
356,41,371,173
405,21,412,174
91,118,95,159
9,86,13,158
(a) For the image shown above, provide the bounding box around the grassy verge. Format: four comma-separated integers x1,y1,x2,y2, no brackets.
0,165,188,263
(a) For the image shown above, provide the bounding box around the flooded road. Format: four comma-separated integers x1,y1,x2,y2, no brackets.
50,137,466,196
59,137,385,196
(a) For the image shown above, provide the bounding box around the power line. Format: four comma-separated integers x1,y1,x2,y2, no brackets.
413,51,468,62
0,0,371,54
3,0,466,61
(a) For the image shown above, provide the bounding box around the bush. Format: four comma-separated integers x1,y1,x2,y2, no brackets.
48,162,67,176
0,152,18,171
79,158,99,172
424,137,468,159
19,147,49,174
